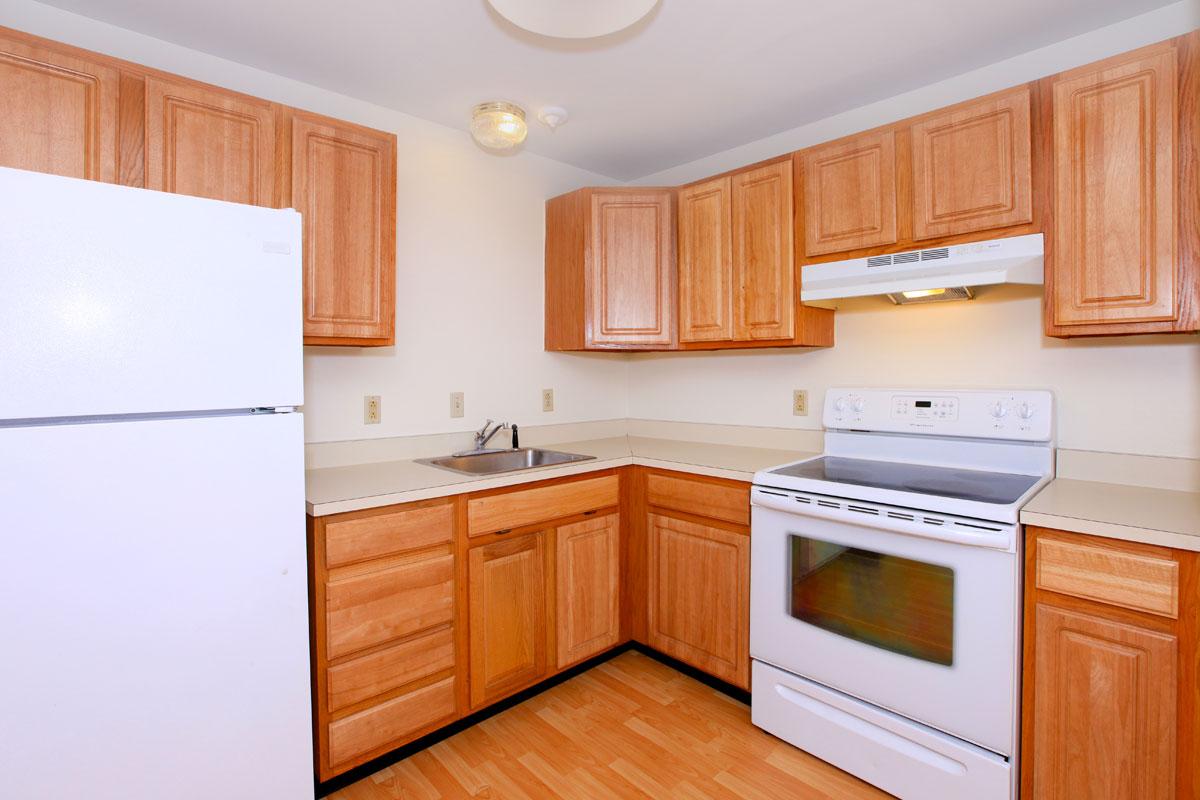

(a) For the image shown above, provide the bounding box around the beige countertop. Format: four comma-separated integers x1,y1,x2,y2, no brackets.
1021,478,1200,552
306,435,812,516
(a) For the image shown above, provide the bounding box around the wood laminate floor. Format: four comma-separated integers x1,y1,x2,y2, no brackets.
330,650,891,799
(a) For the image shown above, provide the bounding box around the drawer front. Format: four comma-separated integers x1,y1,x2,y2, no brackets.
324,502,453,568
467,474,618,537
326,626,455,713
1036,535,1179,618
328,676,456,767
646,473,749,526
326,552,455,659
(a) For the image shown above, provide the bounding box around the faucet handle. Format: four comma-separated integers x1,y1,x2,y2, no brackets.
476,418,494,435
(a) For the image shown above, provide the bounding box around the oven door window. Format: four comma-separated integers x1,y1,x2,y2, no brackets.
789,535,954,666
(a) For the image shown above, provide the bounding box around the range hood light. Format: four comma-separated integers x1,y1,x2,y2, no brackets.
887,287,974,305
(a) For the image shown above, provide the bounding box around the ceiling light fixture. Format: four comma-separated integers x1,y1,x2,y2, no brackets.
470,101,528,150
487,0,659,39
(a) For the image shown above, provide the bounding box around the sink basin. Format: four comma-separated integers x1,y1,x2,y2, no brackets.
416,447,595,476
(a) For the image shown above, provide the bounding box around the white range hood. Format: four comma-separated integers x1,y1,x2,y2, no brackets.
801,233,1043,303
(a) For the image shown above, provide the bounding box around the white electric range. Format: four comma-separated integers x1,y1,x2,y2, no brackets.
750,388,1054,800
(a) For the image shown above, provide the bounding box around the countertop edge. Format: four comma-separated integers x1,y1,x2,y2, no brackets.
1019,509,1200,553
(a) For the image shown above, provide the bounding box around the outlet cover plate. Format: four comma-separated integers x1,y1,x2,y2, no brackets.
364,395,381,424
542,388,554,413
793,390,809,416
450,392,465,418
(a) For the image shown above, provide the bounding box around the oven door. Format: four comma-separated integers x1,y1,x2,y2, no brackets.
750,490,1019,756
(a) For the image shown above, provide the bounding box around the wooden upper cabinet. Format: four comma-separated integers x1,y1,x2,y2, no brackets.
0,30,118,182
588,190,675,347
1047,40,1196,336
144,76,276,206
731,161,794,340
555,514,620,669
678,177,733,342
801,129,898,256
289,112,397,345
910,87,1033,240
468,531,548,709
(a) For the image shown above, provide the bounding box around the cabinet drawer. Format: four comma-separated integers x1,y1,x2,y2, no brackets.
1035,535,1179,618
646,473,749,526
324,502,452,568
328,676,456,767
467,475,618,537
325,552,455,659
326,626,455,712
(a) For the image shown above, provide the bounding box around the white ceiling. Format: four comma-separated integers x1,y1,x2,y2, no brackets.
41,0,1175,180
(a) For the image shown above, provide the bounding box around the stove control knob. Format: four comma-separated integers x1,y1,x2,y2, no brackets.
834,397,849,412
1017,402,1036,420
989,401,1009,419
852,397,867,413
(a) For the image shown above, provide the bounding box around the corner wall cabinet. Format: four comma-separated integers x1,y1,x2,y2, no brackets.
0,25,397,346
1021,527,1198,798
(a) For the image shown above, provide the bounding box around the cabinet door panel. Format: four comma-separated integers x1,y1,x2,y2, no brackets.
556,514,620,668
911,87,1033,240
647,513,749,688
292,113,397,344
468,532,547,708
587,191,674,346
802,130,897,256
1050,46,1178,327
144,77,276,205
678,177,733,342
0,33,118,182
1032,604,1176,799
732,161,794,340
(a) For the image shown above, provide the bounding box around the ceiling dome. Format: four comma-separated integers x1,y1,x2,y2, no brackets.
487,0,659,39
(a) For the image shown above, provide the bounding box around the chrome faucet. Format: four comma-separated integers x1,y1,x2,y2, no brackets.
471,419,509,452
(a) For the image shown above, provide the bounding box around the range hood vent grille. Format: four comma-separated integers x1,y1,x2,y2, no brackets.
921,247,950,261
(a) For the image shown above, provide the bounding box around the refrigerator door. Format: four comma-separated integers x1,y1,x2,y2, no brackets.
0,412,313,800
0,167,302,420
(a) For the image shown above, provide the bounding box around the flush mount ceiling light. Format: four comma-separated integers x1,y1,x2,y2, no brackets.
470,101,528,150
487,0,658,38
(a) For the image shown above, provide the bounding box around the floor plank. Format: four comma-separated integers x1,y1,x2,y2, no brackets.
329,651,892,799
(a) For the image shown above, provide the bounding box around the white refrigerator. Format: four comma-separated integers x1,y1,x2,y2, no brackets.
0,167,314,799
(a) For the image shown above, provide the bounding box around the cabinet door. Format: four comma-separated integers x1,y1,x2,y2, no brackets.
468,532,547,708
1049,45,1180,329
556,514,620,668
587,190,674,346
144,76,276,206
801,129,897,256
0,32,118,182
911,87,1033,240
678,177,733,342
1031,604,1177,799
732,161,794,340
647,513,749,688
291,112,397,345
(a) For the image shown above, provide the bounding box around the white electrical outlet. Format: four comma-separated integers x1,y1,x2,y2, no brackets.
793,389,809,416
364,395,381,424
542,388,554,412
450,392,465,418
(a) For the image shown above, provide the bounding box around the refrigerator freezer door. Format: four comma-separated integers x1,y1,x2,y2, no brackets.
0,167,302,420
0,412,312,800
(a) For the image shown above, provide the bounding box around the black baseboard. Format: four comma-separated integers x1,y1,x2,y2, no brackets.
315,642,750,797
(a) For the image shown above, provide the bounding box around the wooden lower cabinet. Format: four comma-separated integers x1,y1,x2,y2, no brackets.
646,511,750,689
556,514,621,668
1022,527,1199,798
468,531,549,708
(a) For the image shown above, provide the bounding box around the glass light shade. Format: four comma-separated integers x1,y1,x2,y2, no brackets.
470,102,528,150
488,0,658,39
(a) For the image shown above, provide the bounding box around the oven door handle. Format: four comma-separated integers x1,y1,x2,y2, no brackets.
751,487,1015,551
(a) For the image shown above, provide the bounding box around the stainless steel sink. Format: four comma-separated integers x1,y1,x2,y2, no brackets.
416,447,595,476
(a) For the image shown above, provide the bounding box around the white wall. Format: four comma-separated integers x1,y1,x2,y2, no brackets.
623,2,1200,461
1,0,630,444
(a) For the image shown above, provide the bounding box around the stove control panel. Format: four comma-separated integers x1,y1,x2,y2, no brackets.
825,388,1053,441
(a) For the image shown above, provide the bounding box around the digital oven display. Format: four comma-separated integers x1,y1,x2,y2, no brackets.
915,401,932,408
